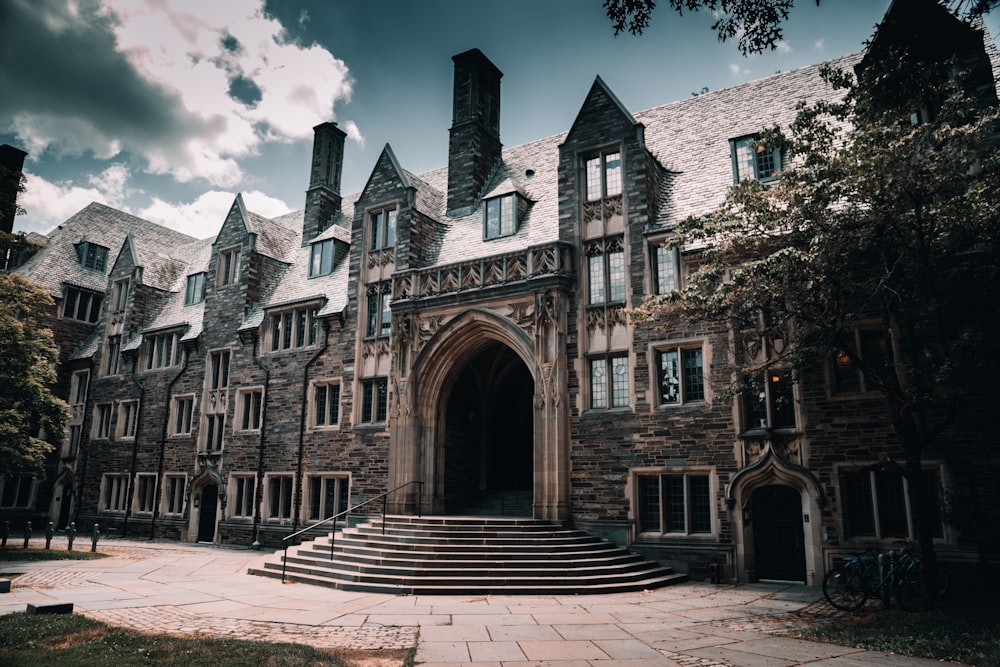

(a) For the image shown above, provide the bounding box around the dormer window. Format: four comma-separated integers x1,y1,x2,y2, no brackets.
310,239,334,277
731,135,781,183
77,242,109,272
585,151,622,201
217,246,241,286
184,273,206,305
484,193,518,240
369,208,397,251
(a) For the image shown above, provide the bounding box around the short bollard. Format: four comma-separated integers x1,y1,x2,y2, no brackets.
22,521,31,549
1,521,8,548
45,522,54,550
66,522,76,551
91,523,100,552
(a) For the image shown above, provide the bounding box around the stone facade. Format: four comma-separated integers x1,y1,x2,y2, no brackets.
6,1,1000,584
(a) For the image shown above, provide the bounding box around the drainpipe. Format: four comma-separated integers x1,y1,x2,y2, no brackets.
292,319,330,533
150,343,189,540
122,353,144,538
247,332,270,550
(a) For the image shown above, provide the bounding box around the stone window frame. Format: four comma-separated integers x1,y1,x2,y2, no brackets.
229,474,256,519
651,340,708,408
69,370,90,407
266,304,319,353
587,353,630,411
358,376,389,425
93,403,112,440
632,467,717,538
584,149,623,202
309,239,335,277
184,272,206,305
143,331,183,371
305,473,350,522
586,236,626,306
64,424,82,459
102,334,122,376
483,193,518,240
364,283,392,339
117,399,139,440
235,386,264,433
730,134,782,183
0,474,35,509
168,394,195,437
368,206,398,252
217,245,242,287
309,380,342,430
100,473,129,513
835,462,947,543
61,285,103,323
111,277,130,313
827,325,889,397
163,474,187,515
134,473,157,515
649,242,686,296
263,472,294,523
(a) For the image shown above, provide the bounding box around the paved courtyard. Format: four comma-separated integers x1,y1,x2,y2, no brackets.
0,537,951,666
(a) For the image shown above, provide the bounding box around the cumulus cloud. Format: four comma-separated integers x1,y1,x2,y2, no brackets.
17,165,131,234
776,41,792,54
138,190,291,238
0,0,352,188
342,120,365,147
729,63,751,79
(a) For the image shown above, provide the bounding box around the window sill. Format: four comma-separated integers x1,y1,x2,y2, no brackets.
739,427,799,438
309,425,341,432
581,407,632,419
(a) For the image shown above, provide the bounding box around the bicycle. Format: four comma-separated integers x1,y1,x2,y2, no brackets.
823,542,948,612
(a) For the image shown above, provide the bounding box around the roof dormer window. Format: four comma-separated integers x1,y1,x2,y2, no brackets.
731,135,782,183
77,242,109,272
309,239,334,277
184,273,206,305
484,193,518,240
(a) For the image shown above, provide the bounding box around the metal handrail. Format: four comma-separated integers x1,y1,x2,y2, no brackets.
280,480,422,583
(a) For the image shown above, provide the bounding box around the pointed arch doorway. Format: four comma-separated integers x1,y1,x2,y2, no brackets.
443,342,534,515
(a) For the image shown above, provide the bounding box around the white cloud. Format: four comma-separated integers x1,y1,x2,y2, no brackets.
776,41,792,54
138,190,292,238
342,120,365,146
16,165,131,234
729,63,751,79
815,38,825,51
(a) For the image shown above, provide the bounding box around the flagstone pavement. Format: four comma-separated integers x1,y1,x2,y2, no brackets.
0,537,954,666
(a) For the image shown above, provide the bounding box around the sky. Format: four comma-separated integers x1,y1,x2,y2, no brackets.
2,0,998,240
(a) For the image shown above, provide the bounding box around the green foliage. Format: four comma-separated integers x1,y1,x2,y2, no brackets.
0,163,26,221
0,273,67,478
0,613,350,666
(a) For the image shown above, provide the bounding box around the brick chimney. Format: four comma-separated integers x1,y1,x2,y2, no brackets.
447,49,502,217
302,122,346,243
0,144,27,235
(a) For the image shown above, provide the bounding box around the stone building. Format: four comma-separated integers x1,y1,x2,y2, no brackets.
5,1,999,584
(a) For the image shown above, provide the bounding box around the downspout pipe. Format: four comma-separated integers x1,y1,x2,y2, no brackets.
247,332,270,550
150,343,189,540
292,319,330,533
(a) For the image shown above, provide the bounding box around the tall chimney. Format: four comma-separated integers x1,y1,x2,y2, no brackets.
0,144,28,235
447,49,502,217
302,122,346,243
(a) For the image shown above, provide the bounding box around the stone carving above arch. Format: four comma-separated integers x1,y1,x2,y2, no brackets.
726,438,826,510
508,300,536,335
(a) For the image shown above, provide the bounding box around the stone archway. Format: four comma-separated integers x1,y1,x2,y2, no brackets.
388,304,569,520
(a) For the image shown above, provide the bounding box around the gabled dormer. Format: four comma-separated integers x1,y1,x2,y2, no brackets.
357,144,411,277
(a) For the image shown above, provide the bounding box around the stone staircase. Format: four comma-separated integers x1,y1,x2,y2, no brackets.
248,515,686,594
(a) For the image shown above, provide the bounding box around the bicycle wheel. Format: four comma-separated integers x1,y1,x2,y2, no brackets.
895,564,948,610
823,566,868,611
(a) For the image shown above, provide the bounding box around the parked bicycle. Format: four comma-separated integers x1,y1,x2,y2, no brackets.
823,541,949,612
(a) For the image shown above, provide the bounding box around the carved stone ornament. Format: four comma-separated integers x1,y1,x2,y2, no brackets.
509,300,536,333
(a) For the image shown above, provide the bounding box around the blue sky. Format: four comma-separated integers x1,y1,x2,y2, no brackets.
3,1,996,239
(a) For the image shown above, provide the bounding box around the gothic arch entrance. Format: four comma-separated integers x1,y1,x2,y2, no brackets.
751,485,806,581
442,342,534,514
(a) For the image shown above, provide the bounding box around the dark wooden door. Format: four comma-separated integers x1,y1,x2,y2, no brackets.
752,485,806,581
197,485,218,542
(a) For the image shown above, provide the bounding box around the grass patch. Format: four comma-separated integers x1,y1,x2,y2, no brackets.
798,593,1000,667
0,548,106,562
0,613,354,666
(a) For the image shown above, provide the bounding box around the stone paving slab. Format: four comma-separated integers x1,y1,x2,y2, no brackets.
0,537,969,666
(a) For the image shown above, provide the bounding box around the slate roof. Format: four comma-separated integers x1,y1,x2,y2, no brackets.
16,202,196,295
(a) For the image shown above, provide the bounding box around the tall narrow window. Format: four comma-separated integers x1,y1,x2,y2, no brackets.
369,208,397,251
100,474,129,512
69,370,89,406
309,239,335,277
0,474,35,508
208,350,230,389
169,396,194,435
484,194,518,239
185,273,206,305
204,414,225,451
93,403,112,439
231,475,256,518
266,475,294,521
218,247,241,286
164,475,186,514
652,245,685,295
360,378,388,423
312,381,341,428
117,400,138,439
111,278,130,313
744,371,796,430
587,238,625,305
135,474,156,513
585,151,622,201
237,388,263,432
590,355,629,410
366,283,391,338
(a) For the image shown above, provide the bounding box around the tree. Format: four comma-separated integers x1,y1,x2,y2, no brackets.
634,23,1000,595
0,273,67,478
604,0,999,55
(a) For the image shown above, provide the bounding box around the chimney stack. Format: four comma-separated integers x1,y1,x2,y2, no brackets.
447,49,502,217
302,122,346,243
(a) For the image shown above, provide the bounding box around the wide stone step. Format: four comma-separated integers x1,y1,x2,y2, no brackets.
248,515,685,595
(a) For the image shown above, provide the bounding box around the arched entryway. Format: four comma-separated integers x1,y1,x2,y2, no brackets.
442,342,533,514
197,484,219,543
751,484,806,581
